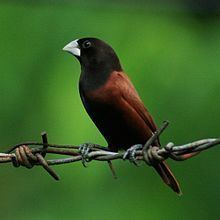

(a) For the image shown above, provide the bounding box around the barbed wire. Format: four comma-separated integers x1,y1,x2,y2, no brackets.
0,121,219,181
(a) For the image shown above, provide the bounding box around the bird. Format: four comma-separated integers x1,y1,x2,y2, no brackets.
63,37,181,194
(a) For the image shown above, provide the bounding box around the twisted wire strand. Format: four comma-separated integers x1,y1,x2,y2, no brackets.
0,121,219,180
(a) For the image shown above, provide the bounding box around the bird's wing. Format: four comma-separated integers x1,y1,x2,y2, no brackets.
115,71,158,133
117,72,180,193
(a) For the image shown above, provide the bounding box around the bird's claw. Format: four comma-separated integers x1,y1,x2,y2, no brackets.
123,144,143,166
79,143,94,167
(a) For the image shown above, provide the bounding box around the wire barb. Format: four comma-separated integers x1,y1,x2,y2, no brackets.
9,133,60,181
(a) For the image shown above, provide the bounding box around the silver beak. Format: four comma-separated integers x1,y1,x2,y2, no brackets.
63,39,80,56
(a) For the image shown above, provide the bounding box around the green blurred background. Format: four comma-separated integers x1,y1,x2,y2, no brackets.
1,1,220,219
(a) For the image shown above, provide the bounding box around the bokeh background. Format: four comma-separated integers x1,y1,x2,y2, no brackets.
1,0,220,219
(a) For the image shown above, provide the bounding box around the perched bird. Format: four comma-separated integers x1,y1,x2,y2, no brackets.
63,37,181,194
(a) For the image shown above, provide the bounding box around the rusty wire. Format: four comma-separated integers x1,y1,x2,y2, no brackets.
0,121,220,180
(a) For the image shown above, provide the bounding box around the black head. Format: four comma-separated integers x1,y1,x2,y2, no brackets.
63,37,122,74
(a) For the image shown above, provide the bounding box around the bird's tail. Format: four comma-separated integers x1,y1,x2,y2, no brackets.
153,161,181,195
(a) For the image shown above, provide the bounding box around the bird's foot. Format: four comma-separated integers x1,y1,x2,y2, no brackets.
79,143,94,167
123,144,143,166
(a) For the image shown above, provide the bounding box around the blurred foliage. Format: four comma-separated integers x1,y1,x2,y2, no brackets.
0,1,220,220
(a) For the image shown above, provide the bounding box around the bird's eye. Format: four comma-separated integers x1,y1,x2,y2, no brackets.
82,40,91,49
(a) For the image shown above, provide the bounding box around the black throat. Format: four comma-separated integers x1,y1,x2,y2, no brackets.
79,55,122,92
